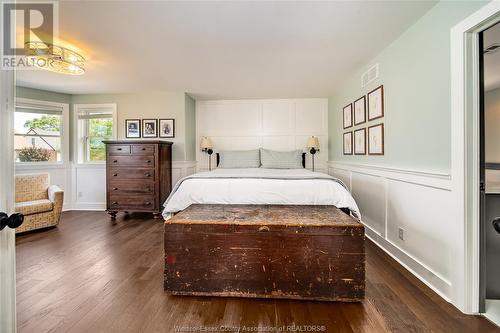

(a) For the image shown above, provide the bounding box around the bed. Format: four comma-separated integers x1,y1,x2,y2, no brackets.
162,163,360,220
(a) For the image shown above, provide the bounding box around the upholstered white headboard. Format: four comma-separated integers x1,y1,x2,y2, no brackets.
196,98,328,172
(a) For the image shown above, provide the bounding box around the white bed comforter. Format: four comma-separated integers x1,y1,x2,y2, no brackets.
162,168,360,219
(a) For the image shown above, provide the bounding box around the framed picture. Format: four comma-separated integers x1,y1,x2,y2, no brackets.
354,128,366,155
343,104,353,129
159,119,175,138
368,85,384,121
343,132,353,155
125,119,141,138
142,119,158,138
368,123,384,155
354,96,366,125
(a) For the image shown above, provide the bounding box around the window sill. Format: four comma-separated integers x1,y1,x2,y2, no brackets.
16,162,69,170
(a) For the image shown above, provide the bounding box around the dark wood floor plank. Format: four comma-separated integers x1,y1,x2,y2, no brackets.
15,211,499,333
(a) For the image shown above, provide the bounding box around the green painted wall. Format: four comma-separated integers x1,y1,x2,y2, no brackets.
16,87,196,161
16,86,71,104
184,94,196,162
72,92,187,161
328,1,487,173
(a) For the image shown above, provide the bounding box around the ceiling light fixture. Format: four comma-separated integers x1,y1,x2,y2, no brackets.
25,41,85,75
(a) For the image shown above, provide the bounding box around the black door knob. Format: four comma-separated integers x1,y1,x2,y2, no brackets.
0,212,24,231
493,218,500,234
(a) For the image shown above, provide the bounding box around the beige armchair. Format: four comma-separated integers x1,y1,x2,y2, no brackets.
15,174,64,233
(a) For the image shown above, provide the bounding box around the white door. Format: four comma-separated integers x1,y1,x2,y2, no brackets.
0,69,17,332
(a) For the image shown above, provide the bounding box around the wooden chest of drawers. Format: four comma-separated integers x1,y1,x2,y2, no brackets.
103,140,173,219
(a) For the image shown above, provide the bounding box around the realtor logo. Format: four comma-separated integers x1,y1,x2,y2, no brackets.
1,0,58,69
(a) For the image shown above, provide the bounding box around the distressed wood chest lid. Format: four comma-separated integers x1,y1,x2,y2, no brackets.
166,204,362,228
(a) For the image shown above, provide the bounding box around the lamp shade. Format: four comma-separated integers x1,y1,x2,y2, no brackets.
200,137,213,150
306,136,320,149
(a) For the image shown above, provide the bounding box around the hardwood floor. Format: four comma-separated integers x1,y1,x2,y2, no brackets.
16,211,499,333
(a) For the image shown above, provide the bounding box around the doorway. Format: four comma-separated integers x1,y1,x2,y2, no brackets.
481,21,500,325
481,20,500,326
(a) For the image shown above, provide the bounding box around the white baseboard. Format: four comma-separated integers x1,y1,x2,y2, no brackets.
64,161,197,212
328,160,455,304
365,228,451,302
69,202,106,211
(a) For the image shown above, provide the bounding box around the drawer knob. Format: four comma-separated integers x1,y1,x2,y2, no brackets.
112,201,118,205
146,160,151,163
145,202,151,206
142,148,146,151
112,187,118,190
117,148,122,151
113,173,118,177
145,173,151,177
258,226,270,232
113,160,118,163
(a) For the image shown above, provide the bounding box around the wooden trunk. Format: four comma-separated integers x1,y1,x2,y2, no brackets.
164,204,365,302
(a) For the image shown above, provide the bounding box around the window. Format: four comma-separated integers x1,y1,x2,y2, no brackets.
15,99,68,163
76,104,117,163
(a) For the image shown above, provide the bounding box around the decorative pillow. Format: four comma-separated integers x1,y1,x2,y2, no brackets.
218,149,260,168
260,148,303,169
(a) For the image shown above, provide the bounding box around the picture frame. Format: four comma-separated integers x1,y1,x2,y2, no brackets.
125,119,141,138
343,103,353,129
142,119,158,138
343,132,353,155
353,96,366,125
368,85,384,121
354,128,366,155
159,119,175,138
368,123,384,155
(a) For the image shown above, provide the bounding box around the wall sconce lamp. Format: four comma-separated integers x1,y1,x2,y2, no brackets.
200,137,214,171
306,136,320,172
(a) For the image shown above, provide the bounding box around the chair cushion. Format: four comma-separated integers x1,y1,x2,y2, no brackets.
15,199,54,216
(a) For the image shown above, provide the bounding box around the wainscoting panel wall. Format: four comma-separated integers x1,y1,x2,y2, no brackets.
352,172,386,236
15,161,196,211
15,164,73,210
196,99,328,172
329,161,453,300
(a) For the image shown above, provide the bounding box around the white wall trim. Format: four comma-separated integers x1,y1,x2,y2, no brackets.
450,1,500,314
70,202,106,211
329,161,454,305
15,162,69,170
173,160,197,169
329,161,452,190
365,231,452,303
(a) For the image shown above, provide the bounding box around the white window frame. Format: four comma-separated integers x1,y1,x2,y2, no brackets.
74,103,117,165
14,97,70,166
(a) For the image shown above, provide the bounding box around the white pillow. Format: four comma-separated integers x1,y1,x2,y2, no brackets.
218,149,260,168
260,148,303,169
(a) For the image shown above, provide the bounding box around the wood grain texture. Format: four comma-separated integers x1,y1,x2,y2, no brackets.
16,211,499,333
165,204,365,301
104,140,173,218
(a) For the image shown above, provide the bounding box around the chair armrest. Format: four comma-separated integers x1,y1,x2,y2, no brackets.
48,185,64,223
48,185,63,202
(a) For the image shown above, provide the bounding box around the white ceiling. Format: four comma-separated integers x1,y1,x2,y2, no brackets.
484,22,500,92
16,1,437,100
